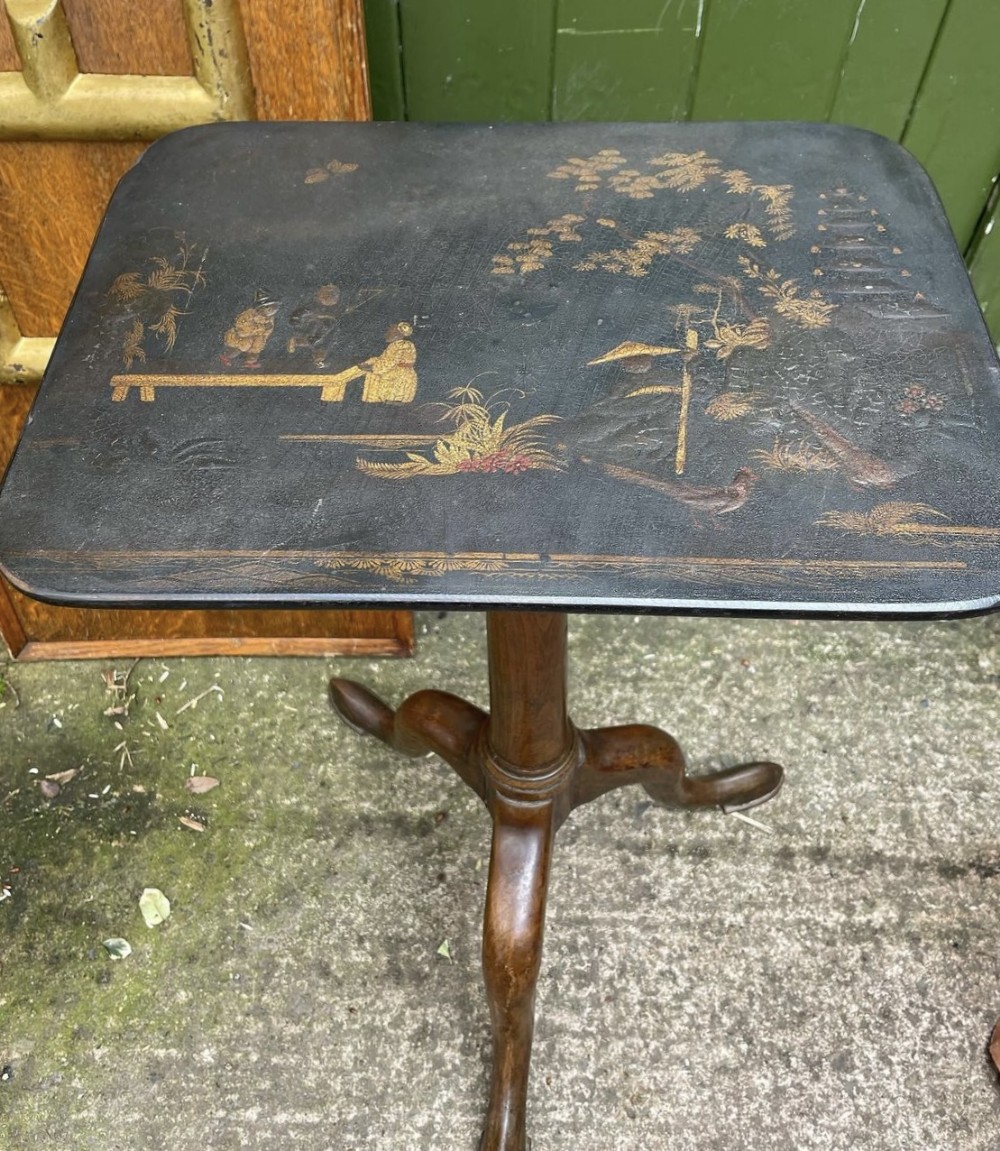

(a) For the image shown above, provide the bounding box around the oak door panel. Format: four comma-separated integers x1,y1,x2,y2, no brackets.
61,0,193,75
0,141,146,336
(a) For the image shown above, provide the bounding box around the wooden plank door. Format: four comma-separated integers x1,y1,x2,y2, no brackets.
0,0,413,659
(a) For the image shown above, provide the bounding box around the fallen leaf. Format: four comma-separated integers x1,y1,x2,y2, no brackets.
102,938,132,960
38,780,60,799
304,167,329,184
436,939,452,961
991,1018,1000,1073
45,768,79,785
179,815,206,833
139,887,170,928
184,776,220,795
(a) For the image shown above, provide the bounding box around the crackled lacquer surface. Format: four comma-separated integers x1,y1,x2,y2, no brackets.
1,121,999,614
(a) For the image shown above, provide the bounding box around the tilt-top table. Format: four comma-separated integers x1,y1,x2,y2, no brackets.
2,122,1000,1150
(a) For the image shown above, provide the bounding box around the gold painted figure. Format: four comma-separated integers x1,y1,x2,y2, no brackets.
220,290,280,368
319,321,418,403
287,284,341,366
361,322,418,403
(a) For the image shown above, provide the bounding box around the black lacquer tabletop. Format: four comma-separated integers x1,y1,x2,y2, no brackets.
2,121,1000,616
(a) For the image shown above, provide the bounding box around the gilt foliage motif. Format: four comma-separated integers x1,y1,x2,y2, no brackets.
108,239,207,369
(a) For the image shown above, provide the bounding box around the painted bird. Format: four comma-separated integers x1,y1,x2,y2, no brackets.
593,460,757,522
790,401,910,488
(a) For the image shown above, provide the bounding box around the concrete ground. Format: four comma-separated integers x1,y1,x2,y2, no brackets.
1,610,1000,1150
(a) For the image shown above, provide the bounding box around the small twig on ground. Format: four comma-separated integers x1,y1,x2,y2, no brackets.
102,660,141,718
727,810,774,833
0,674,20,709
103,696,136,718
105,659,139,694
176,684,224,715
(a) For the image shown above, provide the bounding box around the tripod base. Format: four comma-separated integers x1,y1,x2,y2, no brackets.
330,612,782,1151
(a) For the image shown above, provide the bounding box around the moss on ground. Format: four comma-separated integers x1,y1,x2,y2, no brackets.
0,653,378,1145
0,615,491,1149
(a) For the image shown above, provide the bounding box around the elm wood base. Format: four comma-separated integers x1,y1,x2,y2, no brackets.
329,611,783,1151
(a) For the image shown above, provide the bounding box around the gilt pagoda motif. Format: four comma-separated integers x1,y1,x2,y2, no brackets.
811,188,951,332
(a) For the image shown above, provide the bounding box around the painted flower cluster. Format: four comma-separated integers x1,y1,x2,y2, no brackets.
458,451,533,474
897,384,945,416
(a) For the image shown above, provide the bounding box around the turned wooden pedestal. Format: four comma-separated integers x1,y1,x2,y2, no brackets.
331,611,782,1150
3,122,1000,1149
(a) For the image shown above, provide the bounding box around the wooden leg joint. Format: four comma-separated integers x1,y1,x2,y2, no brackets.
480,728,583,808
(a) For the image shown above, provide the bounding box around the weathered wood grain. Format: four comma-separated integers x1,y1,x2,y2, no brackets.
692,0,861,121
61,0,193,75
0,9,20,71
364,0,405,120
236,0,371,121
828,0,948,141
902,0,1000,250
968,193,1000,343
0,141,145,336
399,0,556,121
552,0,703,121
3,580,414,657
